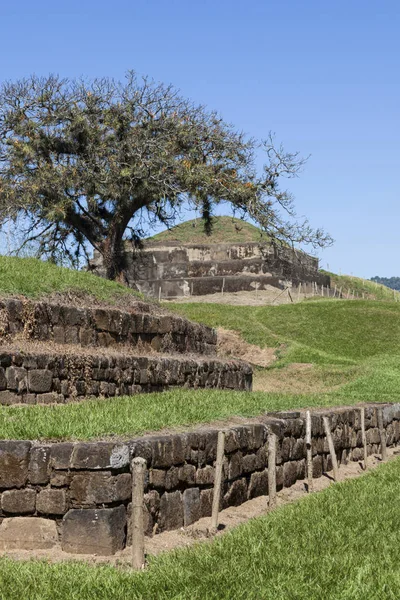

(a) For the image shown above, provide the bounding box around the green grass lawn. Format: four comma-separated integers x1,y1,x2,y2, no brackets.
1,456,400,599
0,255,141,302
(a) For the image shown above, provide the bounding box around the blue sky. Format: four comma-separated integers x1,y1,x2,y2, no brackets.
1,0,399,277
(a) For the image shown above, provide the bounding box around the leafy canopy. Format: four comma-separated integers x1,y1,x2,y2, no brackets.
0,72,332,278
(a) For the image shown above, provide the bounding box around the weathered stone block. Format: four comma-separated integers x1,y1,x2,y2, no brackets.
0,390,17,405
223,478,247,508
228,452,243,480
183,488,201,526
0,517,58,550
248,469,268,499
312,454,323,478
0,441,31,489
28,369,53,393
29,445,51,485
70,443,130,470
149,469,166,488
195,465,214,486
70,472,131,507
62,506,126,555
165,466,179,490
1,489,36,514
178,464,196,485
50,443,74,469
0,367,7,391
37,489,67,515
158,491,184,531
200,488,213,517
283,461,298,488
5,366,26,391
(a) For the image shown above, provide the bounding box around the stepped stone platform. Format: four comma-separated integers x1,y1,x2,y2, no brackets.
0,297,252,404
91,240,331,299
0,403,398,555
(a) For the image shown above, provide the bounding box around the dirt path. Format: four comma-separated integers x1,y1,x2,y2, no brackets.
2,446,398,567
163,286,319,307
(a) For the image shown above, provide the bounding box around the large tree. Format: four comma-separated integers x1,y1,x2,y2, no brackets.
0,72,332,280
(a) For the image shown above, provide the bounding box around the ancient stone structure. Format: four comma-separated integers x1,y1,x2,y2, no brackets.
0,297,252,404
91,241,331,299
0,403,398,554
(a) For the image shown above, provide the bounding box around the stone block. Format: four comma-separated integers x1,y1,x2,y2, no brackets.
5,366,26,391
200,488,213,517
70,472,131,507
195,465,214,486
0,517,58,550
312,454,323,478
0,367,7,391
0,390,17,405
62,506,126,555
0,441,31,488
183,488,201,527
28,369,53,393
178,464,196,485
70,443,130,470
165,466,180,490
29,446,51,485
248,469,268,499
158,491,184,531
151,435,186,468
1,489,36,514
149,469,166,488
228,452,243,480
50,443,74,469
283,461,298,488
223,478,247,508
37,489,67,515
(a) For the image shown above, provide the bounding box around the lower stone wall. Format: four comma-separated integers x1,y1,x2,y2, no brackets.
0,403,399,554
0,350,252,405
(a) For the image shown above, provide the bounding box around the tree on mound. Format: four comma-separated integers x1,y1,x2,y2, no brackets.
0,72,332,281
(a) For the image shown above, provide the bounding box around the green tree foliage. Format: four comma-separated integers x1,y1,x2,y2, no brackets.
0,72,332,280
371,276,400,291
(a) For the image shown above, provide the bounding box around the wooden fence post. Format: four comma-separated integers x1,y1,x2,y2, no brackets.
268,432,277,508
306,411,313,492
322,416,339,481
377,408,387,461
360,408,368,470
211,430,226,530
131,457,147,570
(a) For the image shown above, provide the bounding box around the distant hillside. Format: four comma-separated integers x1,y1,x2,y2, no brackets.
322,270,400,301
370,276,400,291
147,216,269,245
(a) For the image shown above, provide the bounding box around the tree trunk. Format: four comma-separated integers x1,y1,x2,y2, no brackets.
101,231,127,282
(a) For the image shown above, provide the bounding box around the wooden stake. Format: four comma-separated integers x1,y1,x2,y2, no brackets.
377,407,387,461
131,457,147,570
158,286,161,302
321,285,324,297
268,432,277,508
306,411,313,492
297,283,301,302
211,430,226,530
322,416,339,481
360,407,368,470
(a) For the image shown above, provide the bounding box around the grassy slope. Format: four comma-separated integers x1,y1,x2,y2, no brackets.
0,256,141,302
147,215,269,244
1,457,400,599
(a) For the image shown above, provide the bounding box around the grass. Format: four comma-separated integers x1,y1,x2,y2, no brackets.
324,269,400,301
147,215,269,244
1,456,400,599
0,255,141,302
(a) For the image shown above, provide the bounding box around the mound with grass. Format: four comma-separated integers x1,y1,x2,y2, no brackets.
147,215,269,245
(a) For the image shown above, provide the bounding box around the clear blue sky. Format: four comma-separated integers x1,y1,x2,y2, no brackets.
1,0,399,277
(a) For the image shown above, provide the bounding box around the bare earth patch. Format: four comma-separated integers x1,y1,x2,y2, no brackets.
217,327,277,367
163,286,315,307
253,363,354,394
1,448,397,566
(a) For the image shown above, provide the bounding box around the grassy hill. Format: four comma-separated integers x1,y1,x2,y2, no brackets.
147,215,269,244
0,255,142,304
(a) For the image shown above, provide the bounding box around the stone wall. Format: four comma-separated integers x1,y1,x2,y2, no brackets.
0,403,398,554
0,298,217,356
91,241,331,299
0,350,252,405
